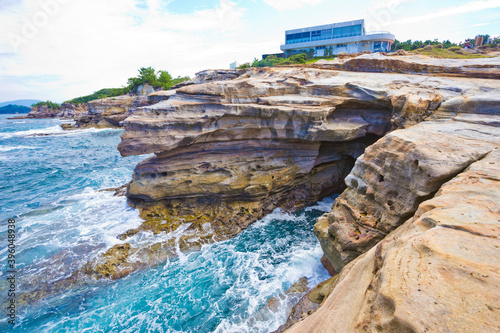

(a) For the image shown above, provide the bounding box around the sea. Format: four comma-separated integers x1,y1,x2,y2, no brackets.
0,114,332,332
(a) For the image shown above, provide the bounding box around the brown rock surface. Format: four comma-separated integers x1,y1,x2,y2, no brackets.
26,104,64,118
105,64,500,280
314,53,500,79
287,147,500,333
316,115,500,272
65,94,150,129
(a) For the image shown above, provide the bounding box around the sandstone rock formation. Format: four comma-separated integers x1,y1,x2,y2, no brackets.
24,84,168,129
316,116,500,273
62,95,147,129
21,55,500,333
89,58,500,281
25,104,63,118
281,55,500,332
23,101,89,119
102,67,400,279
287,146,500,333
313,53,500,79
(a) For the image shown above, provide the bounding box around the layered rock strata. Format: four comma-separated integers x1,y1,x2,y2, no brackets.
62,95,149,129
282,56,500,331
314,53,500,79
63,84,170,129
25,103,88,119
316,115,500,273
92,62,500,280
287,146,500,332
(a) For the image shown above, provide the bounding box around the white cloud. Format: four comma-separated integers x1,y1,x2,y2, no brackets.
470,22,494,27
391,0,500,25
262,0,325,11
0,0,249,101
370,0,416,10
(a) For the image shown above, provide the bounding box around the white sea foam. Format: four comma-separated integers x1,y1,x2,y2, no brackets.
0,125,64,138
0,188,143,283
0,145,40,152
305,195,337,213
0,125,121,139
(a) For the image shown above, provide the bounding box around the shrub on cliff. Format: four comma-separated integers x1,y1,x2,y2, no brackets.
393,39,459,51
239,53,309,68
65,88,130,105
127,67,190,93
32,101,61,109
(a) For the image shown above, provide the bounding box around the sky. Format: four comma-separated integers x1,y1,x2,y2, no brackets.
0,0,499,103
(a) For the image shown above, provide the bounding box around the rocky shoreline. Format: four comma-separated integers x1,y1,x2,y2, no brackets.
20,54,500,331
116,54,499,332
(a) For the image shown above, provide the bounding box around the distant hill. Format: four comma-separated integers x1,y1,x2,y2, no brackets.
0,99,42,108
0,104,31,114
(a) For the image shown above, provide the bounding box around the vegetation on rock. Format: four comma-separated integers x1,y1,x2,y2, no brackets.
63,68,190,105
412,44,492,59
0,104,31,114
393,35,499,52
126,67,190,93
239,53,311,68
65,88,130,104
32,101,61,109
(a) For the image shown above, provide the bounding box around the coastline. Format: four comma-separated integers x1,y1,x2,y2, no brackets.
3,52,500,332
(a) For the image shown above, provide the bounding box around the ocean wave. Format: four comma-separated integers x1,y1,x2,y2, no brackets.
0,125,122,139
0,145,40,152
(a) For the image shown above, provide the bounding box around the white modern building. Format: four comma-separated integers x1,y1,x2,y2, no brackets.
280,19,395,57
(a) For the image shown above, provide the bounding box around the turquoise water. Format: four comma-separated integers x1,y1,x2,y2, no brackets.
0,115,332,332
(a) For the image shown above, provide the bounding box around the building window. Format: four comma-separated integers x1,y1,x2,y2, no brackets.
285,31,311,44
337,44,347,48
332,24,362,39
311,29,333,41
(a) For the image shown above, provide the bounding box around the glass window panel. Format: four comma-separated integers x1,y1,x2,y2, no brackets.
332,25,362,38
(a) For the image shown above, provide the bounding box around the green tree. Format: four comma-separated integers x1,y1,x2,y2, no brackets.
33,101,61,109
158,70,173,89
127,67,189,93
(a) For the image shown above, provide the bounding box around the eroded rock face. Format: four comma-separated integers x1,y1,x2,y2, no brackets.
26,105,64,118
316,116,500,272
287,147,500,333
314,53,500,79
64,94,151,130
108,67,400,278
102,64,500,280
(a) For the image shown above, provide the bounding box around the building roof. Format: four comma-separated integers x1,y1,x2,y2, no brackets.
285,19,365,35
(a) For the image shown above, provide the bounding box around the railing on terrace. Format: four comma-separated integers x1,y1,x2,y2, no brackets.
280,31,395,46
365,31,393,35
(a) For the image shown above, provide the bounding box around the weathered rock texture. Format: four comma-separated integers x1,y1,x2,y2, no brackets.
62,89,161,130
25,85,169,129
62,95,147,129
104,67,401,279
20,55,500,324
97,58,500,282
26,104,65,118
281,55,500,332
316,117,500,273
287,146,500,333
314,53,500,79
26,102,89,119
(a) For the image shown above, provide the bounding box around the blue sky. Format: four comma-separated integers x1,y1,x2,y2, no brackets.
0,0,499,102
